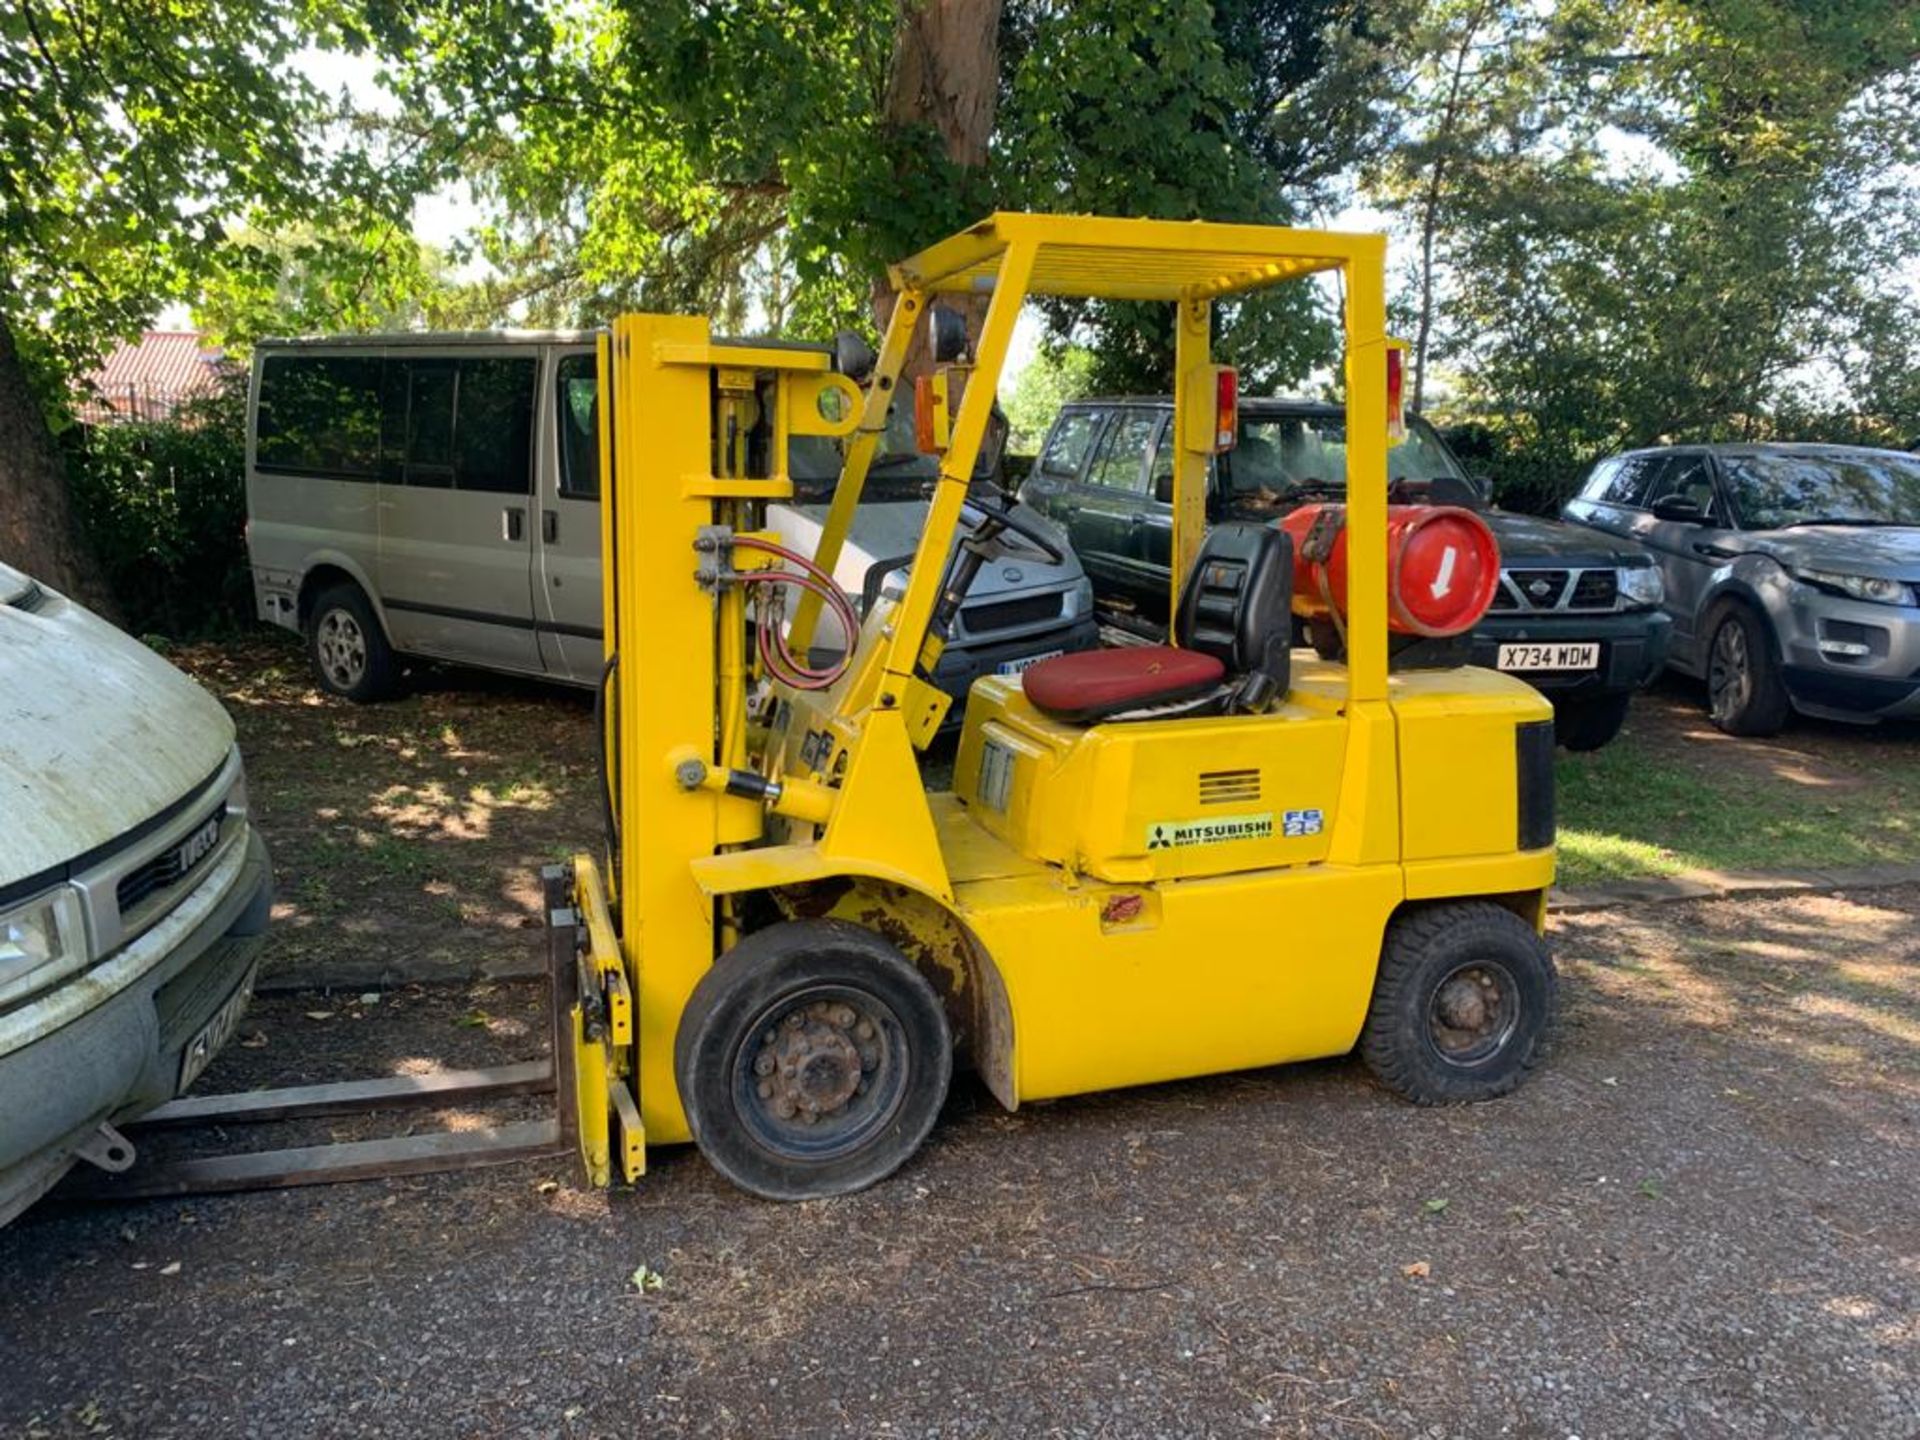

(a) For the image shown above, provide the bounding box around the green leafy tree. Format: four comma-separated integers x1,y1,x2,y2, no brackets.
422,1,1393,389
1373,0,1920,508
0,0,435,604
1004,343,1097,453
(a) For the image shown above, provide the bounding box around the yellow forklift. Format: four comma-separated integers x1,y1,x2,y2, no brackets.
561,213,1558,1200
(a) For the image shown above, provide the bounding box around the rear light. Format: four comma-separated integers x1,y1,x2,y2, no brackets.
1213,366,1238,451
1385,343,1406,443
1181,364,1239,454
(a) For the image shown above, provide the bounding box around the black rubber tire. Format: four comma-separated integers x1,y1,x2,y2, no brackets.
1360,901,1557,1105
1308,617,1346,663
1553,692,1632,752
675,919,952,1201
1704,601,1791,737
306,582,398,702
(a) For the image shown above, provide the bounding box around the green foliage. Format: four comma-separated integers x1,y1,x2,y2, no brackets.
1004,344,1098,453
997,0,1384,393
416,0,1390,391
63,387,252,637
0,0,423,407
192,226,465,356
1375,0,1920,509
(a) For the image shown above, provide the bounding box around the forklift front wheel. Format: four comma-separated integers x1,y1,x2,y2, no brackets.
676,920,953,1201
1361,902,1557,1104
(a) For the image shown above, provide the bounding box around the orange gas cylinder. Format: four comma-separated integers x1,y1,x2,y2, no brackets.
1277,503,1501,638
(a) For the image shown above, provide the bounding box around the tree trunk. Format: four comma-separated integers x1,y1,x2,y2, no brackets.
0,312,116,616
1411,3,1489,415
872,0,1005,377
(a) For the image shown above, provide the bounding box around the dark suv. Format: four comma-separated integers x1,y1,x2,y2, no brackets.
1024,397,1672,750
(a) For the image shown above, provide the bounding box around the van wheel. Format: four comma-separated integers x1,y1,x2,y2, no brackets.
1553,692,1631,751
307,583,397,702
1705,602,1790,736
1361,902,1556,1104
675,920,952,1201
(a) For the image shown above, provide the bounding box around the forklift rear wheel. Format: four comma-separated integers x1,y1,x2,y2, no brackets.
676,920,952,1201
1361,902,1556,1104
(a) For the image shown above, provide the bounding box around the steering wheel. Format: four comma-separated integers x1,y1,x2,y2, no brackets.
961,497,1067,566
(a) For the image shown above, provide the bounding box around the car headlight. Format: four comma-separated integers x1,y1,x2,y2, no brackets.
1617,565,1665,608
1071,576,1094,616
0,886,89,1006
1796,569,1914,607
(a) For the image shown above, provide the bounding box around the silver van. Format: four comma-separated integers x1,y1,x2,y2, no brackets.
245,333,1094,706
1,563,272,1224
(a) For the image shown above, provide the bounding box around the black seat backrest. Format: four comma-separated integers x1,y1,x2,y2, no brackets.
1174,523,1293,703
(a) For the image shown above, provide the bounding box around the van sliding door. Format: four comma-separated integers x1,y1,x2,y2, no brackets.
376,353,541,676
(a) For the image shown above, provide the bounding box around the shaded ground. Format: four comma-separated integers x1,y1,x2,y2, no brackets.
4,886,1916,1436
1556,673,1920,886
2,641,1914,1438
177,633,598,985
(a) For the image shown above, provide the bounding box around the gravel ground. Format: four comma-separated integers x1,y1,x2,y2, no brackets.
4,881,1916,1440
4,640,1915,1438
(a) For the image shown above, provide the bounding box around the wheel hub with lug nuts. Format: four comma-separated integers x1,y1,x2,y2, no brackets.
317,610,367,687
1436,973,1489,1032
753,1001,880,1124
1428,962,1513,1064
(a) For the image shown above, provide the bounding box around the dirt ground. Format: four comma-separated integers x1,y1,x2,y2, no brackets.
1625,670,1920,793
2,641,1916,1439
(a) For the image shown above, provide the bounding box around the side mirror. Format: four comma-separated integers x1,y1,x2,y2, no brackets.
927,304,969,364
972,403,1010,481
832,330,876,381
1651,495,1707,523
1469,473,1494,504
1153,469,1174,505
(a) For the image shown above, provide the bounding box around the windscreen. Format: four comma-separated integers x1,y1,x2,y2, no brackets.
790,395,998,503
1721,451,1920,529
1227,413,1470,507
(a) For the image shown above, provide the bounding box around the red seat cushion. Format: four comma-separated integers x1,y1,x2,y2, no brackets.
1021,646,1226,722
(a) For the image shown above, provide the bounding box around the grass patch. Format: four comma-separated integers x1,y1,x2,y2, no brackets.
1556,726,1920,887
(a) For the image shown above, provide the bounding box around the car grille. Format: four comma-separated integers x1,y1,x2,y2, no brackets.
1570,570,1619,608
117,806,225,917
962,592,1065,634
1493,567,1620,614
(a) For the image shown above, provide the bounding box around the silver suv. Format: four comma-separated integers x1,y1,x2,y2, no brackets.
1562,443,1920,735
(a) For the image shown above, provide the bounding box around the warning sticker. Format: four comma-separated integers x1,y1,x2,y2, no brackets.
1146,812,1274,850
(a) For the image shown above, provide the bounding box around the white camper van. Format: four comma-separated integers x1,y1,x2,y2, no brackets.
243,333,1095,708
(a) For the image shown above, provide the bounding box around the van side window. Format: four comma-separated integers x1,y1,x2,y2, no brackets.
255,355,384,478
380,356,536,493
556,354,599,499
455,358,536,494
1039,409,1101,479
403,360,457,486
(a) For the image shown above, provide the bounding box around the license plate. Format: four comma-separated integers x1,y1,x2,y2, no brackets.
996,649,1063,676
1497,642,1600,672
179,963,258,1092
